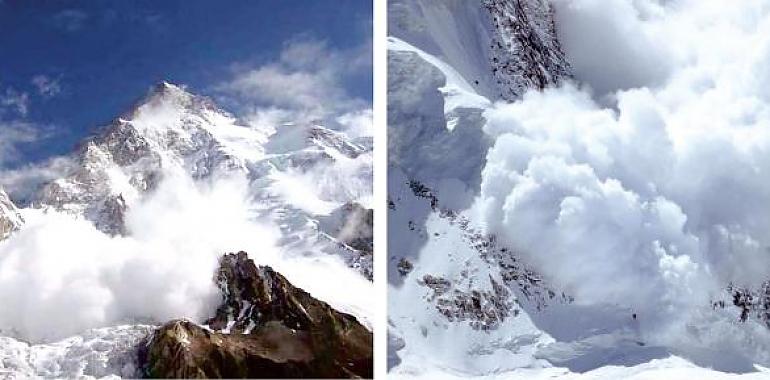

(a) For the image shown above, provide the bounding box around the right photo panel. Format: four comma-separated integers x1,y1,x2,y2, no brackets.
387,1,770,379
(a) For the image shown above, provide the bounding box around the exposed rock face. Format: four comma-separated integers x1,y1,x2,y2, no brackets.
0,188,23,241
712,282,770,327
141,252,373,378
33,82,260,236
397,179,571,330
482,0,571,99
420,273,514,331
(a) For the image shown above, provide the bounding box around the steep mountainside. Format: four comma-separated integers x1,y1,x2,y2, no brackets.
34,82,265,235
141,252,372,379
388,0,570,102
0,188,22,241
388,0,770,378
387,0,573,375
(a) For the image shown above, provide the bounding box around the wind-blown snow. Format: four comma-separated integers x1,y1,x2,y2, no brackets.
481,0,770,340
0,174,257,342
0,169,373,343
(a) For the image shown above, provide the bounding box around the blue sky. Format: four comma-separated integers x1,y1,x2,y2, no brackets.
0,0,372,168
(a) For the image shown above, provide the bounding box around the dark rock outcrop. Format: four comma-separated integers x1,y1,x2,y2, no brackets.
713,282,770,327
141,252,373,379
402,180,572,330
482,0,571,99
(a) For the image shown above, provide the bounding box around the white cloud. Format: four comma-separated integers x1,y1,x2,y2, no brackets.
336,109,374,139
225,65,345,111
0,121,43,167
31,75,61,98
52,9,88,32
217,38,371,126
0,156,73,201
0,172,281,342
551,0,673,96
0,89,29,116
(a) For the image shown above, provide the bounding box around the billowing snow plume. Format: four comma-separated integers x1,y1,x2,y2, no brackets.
0,173,269,342
478,0,770,353
0,169,373,344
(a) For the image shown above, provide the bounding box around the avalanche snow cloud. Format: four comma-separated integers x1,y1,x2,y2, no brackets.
0,169,373,344
0,173,265,342
480,0,770,343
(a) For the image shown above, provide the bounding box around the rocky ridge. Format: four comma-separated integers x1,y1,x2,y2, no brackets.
392,179,571,331
482,0,571,99
141,251,373,379
0,250,372,378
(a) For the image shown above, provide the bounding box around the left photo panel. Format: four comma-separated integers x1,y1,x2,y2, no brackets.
0,1,373,378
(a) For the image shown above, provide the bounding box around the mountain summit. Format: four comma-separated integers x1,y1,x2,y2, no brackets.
33,82,262,235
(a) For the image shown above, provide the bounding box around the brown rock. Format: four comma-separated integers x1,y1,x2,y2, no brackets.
141,252,373,378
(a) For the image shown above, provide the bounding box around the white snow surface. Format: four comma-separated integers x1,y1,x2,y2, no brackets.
0,325,153,379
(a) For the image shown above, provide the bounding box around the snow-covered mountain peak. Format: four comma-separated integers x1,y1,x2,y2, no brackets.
23,82,372,281
32,83,270,235
138,80,195,106
114,81,237,140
